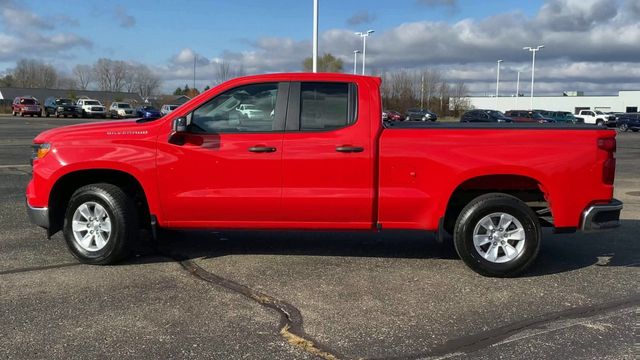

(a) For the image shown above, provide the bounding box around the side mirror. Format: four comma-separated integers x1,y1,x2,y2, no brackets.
173,116,188,133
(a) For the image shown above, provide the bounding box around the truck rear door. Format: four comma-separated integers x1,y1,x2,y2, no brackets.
280,81,374,229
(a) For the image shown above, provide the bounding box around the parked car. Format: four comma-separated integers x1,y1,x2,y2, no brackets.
44,97,81,118
605,112,624,128
77,99,106,118
109,102,135,119
616,113,640,132
135,106,162,119
504,110,555,123
384,110,403,121
161,104,180,116
12,96,41,117
461,109,512,123
549,111,584,124
405,108,437,121
236,103,266,119
577,110,614,126
26,72,621,278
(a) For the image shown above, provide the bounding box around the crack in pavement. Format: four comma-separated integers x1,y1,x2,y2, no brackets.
383,295,640,360
0,262,81,275
170,254,344,360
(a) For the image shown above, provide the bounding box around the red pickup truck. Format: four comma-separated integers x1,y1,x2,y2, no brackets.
26,73,622,277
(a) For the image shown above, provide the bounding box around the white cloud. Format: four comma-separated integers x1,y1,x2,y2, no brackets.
159,0,640,94
0,0,92,62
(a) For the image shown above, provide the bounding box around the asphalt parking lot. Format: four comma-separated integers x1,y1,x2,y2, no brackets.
0,116,638,359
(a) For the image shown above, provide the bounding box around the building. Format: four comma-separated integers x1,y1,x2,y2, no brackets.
0,87,143,107
466,90,640,114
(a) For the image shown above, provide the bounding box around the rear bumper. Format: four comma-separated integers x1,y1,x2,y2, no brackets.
581,199,622,232
26,198,49,229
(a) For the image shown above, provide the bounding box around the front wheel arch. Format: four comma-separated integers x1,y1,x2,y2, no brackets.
48,169,151,237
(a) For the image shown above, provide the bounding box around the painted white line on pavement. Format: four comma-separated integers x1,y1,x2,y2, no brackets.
0,164,30,168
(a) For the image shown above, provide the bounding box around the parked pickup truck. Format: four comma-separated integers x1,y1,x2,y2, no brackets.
577,109,615,126
26,73,622,277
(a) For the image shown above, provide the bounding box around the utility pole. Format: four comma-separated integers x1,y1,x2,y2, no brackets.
312,0,318,73
523,45,544,110
420,75,425,110
496,59,503,110
515,71,520,109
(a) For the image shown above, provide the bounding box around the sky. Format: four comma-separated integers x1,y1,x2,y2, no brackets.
0,0,639,95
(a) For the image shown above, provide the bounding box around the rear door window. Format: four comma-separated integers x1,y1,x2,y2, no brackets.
299,82,357,131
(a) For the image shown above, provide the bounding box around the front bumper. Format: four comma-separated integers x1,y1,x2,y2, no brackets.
581,199,622,232
26,199,49,229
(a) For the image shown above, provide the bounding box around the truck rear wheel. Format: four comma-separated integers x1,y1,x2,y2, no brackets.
453,193,540,277
63,183,138,265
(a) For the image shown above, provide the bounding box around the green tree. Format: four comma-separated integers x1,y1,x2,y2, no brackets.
204,85,210,91
302,53,343,73
173,87,183,95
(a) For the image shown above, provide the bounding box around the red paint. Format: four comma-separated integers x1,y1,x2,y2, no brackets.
28,73,618,233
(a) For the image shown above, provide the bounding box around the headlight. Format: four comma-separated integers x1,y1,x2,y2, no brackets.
31,143,51,163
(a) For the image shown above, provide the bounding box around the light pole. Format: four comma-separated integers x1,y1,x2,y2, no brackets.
353,50,360,74
193,54,196,90
496,59,503,109
355,30,374,75
523,45,544,110
312,0,319,73
515,71,520,109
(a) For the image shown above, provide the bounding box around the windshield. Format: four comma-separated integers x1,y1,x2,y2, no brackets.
169,105,178,110
56,99,73,105
118,103,131,109
532,113,544,119
85,101,100,105
488,110,506,117
20,99,36,105
595,111,604,115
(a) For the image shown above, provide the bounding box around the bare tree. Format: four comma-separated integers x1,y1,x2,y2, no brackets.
93,58,129,92
212,60,245,85
12,59,58,88
73,64,93,90
450,81,471,116
133,65,161,98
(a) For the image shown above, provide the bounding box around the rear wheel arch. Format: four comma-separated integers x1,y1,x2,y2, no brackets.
442,174,550,235
48,169,151,237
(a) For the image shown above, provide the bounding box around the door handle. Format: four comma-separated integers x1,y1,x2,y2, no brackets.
248,146,277,153
336,145,364,153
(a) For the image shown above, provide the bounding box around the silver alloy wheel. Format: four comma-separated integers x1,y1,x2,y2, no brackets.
620,123,628,132
472,212,526,264
71,201,112,252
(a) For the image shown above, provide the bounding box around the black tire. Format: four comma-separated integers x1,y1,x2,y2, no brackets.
82,109,87,117
632,129,639,132
45,110,50,117
453,193,540,277
596,119,604,126
63,183,138,265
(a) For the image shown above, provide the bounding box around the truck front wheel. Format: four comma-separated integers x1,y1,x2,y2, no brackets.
63,184,138,265
453,193,540,277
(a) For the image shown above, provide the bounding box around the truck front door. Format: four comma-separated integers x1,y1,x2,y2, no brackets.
157,82,288,228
